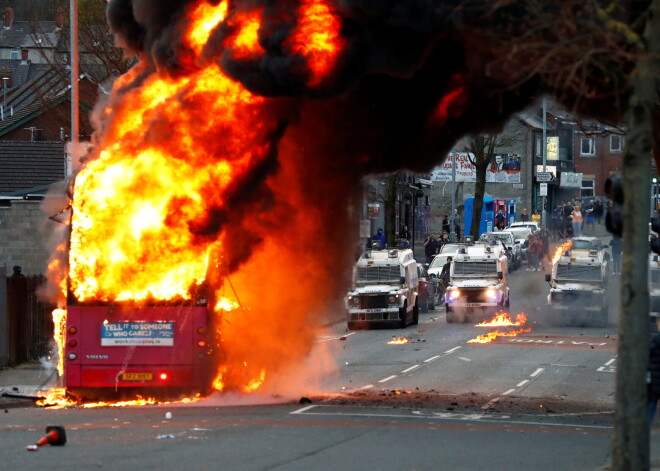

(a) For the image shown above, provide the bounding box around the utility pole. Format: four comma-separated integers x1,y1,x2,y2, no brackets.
612,1,660,469
69,0,79,177
541,97,547,227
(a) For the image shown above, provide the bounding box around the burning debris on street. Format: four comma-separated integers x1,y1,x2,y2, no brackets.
467,312,532,344
40,0,649,404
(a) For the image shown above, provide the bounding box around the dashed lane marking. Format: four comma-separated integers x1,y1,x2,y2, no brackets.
517,380,529,387
424,355,441,363
502,389,516,396
530,368,544,377
378,375,397,383
401,365,420,373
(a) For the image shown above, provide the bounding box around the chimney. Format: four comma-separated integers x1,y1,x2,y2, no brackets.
4,7,13,29
55,7,64,29
21,48,28,62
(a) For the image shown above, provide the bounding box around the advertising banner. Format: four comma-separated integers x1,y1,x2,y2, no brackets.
101,322,175,346
431,153,521,183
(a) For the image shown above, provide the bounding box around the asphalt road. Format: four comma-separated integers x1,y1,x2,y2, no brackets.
0,250,622,470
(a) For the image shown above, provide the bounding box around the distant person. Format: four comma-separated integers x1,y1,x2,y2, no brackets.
442,215,450,235
610,236,622,274
450,209,462,241
440,256,452,288
372,228,387,250
400,225,411,242
11,265,24,278
594,198,604,225
519,208,530,222
571,206,583,238
495,209,506,231
531,210,541,225
424,233,439,264
584,200,596,232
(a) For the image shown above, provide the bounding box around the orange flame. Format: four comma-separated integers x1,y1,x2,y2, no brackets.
286,0,345,86
187,0,229,54
36,387,202,409
468,311,531,344
388,337,409,344
48,0,349,402
475,312,527,327
52,308,67,377
467,327,532,344
551,240,574,266
225,9,264,59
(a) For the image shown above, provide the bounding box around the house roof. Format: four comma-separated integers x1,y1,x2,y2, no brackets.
0,71,98,137
0,141,65,194
0,21,59,49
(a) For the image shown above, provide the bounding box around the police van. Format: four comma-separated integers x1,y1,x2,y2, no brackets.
346,248,419,330
545,237,610,326
444,240,510,323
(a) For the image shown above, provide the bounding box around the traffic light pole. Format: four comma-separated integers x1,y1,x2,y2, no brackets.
612,2,660,469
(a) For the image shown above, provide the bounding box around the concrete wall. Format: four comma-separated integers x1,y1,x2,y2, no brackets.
428,118,535,232
0,200,60,276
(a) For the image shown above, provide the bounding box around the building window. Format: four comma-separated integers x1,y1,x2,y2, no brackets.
10,48,19,60
610,135,624,153
535,136,542,158
580,137,595,157
581,178,595,198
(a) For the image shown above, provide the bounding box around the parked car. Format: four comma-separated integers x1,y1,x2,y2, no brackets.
508,221,540,233
427,243,469,279
416,263,438,313
504,226,533,266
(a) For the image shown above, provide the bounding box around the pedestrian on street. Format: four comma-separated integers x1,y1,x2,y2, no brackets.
372,227,387,250
531,210,541,225
424,233,439,264
610,236,623,274
594,198,604,225
440,256,452,290
539,226,550,270
495,209,506,231
527,233,543,271
442,215,450,235
450,209,462,241
400,225,411,242
571,206,583,238
584,200,596,232
519,208,530,222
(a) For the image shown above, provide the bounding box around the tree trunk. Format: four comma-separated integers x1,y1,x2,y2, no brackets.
471,160,489,239
612,2,660,469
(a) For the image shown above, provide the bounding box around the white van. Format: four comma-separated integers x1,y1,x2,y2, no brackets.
346,248,419,329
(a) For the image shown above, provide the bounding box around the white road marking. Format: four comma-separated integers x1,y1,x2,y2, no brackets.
481,398,500,410
517,380,529,387
458,357,471,362
424,355,441,363
290,405,317,414
530,368,544,377
444,346,461,354
401,365,420,373
605,358,616,366
378,375,397,383
359,384,374,390
502,389,516,396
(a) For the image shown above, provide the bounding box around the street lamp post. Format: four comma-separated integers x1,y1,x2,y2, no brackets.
652,177,658,218
1,77,8,120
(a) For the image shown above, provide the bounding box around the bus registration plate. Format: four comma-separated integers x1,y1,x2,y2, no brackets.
122,372,152,381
